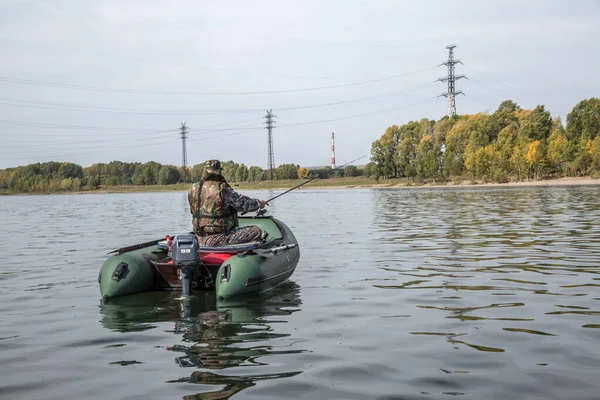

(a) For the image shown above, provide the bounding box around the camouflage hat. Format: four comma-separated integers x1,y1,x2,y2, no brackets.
204,159,222,173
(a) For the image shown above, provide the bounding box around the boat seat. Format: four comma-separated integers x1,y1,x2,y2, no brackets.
200,252,233,265
157,239,263,253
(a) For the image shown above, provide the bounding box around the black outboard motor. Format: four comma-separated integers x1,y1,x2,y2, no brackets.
170,234,200,297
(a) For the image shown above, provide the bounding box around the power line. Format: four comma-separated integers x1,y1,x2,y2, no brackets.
466,76,524,105
277,97,437,128
0,119,260,133
461,64,541,105
0,119,177,133
0,127,265,161
1,130,177,141
0,37,336,81
1,97,436,151
462,94,495,110
0,67,436,96
436,44,466,116
1,97,437,162
0,82,434,115
1,133,178,153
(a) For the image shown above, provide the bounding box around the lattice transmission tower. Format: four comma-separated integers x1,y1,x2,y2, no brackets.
179,122,188,182
437,44,466,116
264,110,276,180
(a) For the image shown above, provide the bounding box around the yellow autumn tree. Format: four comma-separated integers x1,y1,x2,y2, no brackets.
526,140,545,180
60,178,74,191
297,167,309,179
495,124,518,174
510,144,528,181
475,145,501,182
547,130,569,175
461,113,492,180
443,118,470,177
591,137,600,174
514,109,532,126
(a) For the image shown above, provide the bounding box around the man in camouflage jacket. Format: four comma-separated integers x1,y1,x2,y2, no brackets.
188,160,269,247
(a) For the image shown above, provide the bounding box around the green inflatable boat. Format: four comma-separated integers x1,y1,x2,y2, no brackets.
98,215,300,302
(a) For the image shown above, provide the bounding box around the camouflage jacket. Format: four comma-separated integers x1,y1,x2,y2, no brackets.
188,181,260,234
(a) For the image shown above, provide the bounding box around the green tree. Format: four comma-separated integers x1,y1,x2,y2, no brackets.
343,165,361,177
158,165,180,185
190,164,204,182
415,135,439,181
275,163,298,180
566,97,600,142
57,162,83,180
495,124,518,176
376,125,402,178
248,166,263,181
370,139,389,178
519,105,552,142
83,163,104,187
590,137,600,173
484,100,519,142
221,161,238,182
432,116,456,148
443,117,470,177
235,164,249,182
362,162,375,178
396,121,421,178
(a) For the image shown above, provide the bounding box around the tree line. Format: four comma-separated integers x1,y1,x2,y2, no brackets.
0,159,369,194
370,98,600,183
4,97,597,194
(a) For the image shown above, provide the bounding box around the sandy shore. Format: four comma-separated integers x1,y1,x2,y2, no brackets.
324,176,600,190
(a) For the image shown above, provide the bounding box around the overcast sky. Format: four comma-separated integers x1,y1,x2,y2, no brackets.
0,0,598,170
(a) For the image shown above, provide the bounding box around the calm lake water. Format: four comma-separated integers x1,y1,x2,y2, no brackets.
1,186,599,400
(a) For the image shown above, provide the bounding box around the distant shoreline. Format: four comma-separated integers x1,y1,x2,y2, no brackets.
330,176,600,190
2,176,599,196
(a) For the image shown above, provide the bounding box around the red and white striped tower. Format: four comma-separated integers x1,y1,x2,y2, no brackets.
331,132,336,169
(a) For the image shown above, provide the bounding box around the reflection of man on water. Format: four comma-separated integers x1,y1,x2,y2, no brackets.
188,159,269,247
169,309,254,370
161,285,304,398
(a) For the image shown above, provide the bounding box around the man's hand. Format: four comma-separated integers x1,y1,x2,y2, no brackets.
258,200,269,209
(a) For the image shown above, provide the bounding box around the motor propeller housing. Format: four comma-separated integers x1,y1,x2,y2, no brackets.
170,234,200,297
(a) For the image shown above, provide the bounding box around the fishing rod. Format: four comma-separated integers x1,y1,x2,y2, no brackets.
107,236,171,255
265,155,367,203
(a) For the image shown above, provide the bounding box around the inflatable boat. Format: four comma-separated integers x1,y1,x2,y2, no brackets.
98,215,300,302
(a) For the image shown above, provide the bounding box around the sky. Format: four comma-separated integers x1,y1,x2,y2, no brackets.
0,0,599,170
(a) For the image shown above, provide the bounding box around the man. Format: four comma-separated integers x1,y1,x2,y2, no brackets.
188,160,269,247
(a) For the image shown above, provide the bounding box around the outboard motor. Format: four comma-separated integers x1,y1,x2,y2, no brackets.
170,234,200,297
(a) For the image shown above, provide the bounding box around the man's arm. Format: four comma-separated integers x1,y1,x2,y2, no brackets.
223,185,265,214
188,183,199,213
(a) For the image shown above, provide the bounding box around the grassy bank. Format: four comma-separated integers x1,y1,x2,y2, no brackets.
2,175,600,196
84,176,381,194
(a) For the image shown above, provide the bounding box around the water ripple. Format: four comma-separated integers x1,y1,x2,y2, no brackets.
1,187,600,399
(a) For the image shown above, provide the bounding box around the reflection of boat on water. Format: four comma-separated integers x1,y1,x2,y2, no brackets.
99,281,302,334
99,282,305,399
98,291,217,333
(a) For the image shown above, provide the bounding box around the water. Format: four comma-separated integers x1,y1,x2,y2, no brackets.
1,186,599,400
